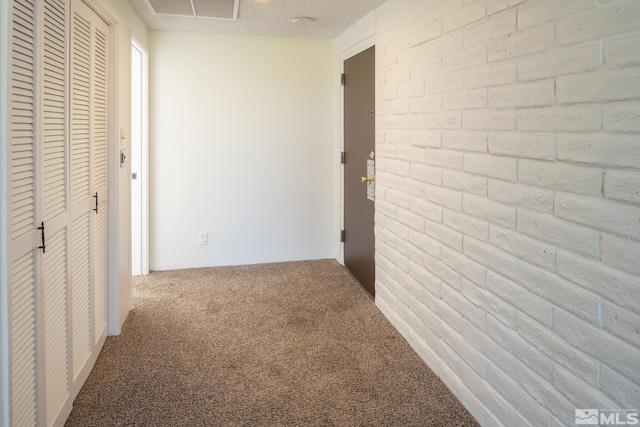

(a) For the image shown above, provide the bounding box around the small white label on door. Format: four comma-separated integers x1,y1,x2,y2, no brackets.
366,159,375,202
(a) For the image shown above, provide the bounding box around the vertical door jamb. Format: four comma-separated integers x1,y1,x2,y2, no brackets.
0,0,11,425
130,37,149,278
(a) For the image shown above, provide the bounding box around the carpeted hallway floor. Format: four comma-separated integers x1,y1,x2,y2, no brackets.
65,260,479,426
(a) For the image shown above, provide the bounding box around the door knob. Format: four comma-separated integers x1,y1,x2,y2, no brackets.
361,176,375,183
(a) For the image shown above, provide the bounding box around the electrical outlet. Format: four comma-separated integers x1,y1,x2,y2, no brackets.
199,232,208,245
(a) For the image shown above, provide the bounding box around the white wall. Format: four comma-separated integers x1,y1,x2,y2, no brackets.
96,0,149,334
336,0,640,426
150,32,335,270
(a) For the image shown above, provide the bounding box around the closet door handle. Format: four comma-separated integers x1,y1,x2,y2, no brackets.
38,222,46,254
93,192,98,214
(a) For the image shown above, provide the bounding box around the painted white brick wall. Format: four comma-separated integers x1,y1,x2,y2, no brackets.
335,0,640,426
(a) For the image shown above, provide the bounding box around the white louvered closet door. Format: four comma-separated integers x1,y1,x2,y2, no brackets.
39,1,71,426
9,0,40,425
91,10,109,345
9,0,72,425
69,0,109,372
7,0,109,426
69,0,94,385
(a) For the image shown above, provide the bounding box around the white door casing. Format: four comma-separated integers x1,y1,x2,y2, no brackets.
131,38,148,277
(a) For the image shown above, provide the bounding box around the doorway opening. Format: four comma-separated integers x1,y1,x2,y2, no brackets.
131,38,149,276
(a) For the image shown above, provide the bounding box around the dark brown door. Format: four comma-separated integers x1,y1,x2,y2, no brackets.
344,46,375,297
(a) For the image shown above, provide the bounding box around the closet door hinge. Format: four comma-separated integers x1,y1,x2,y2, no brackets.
341,73,345,86
93,192,98,214
340,151,345,164
340,230,345,243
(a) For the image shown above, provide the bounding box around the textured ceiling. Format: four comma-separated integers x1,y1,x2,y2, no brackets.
127,0,388,38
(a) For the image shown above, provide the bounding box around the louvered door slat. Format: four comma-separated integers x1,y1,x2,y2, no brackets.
41,146,65,158
44,26,65,44
11,104,35,116
11,0,36,241
14,400,35,427
13,12,34,34
94,203,107,338
10,107,35,119
12,192,34,238
12,64,31,78
11,216,33,234
71,214,92,378
12,196,34,214
13,0,34,14
13,170,34,185
11,88,35,102
13,398,35,427
13,0,33,14
12,157,33,173
13,22,36,40
11,251,37,427
44,69,66,84
13,41,35,59
12,202,35,222
11,76,34,90
12,141,35,155
41,0,68,224
71,10,91,205
43,101,65,114
11,313,35,343
43,229,69,427
12,86,35,99
10,6,39,425
12,265,35,299
72,70,90,82
9,132,34,142
43,37,64,57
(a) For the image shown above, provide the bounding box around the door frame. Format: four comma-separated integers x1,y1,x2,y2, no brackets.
130,37,149,277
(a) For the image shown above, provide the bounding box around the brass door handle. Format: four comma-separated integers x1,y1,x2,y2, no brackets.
361,176,375,183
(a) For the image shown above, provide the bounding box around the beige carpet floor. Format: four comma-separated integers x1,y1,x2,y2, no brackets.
65,259,479,426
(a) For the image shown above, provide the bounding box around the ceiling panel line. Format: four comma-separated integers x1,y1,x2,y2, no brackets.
128,0,389,38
